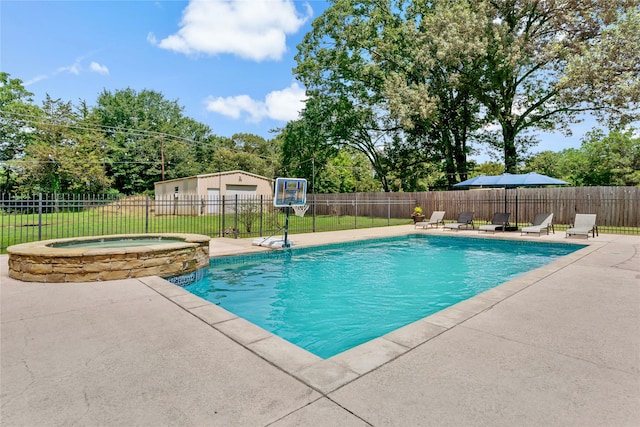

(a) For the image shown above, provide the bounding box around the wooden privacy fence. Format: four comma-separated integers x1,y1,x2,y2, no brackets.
311,187,639,228
310,192,415,219
413,186,639,228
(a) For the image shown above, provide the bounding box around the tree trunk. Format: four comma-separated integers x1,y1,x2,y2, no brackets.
502,125,518,173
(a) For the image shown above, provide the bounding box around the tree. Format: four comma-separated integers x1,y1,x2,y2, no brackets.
521,151,563,179
14,96,111,194
559,8,640,127
579,129,640,186
294,0,485,187
91,88,213,194
0,72,41,192
229,133,281,178
278,97,340,192
524,128,640,186
294,1,408,192
556,148,589,186
216,148,271,177
165,117,216,179
315,148,379,193
295,0,640,179
384,0,484,185
471,161,505,178
465,0,639,172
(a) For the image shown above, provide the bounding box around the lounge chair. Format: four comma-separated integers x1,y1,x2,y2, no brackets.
415,211,446,229
521,213,554,236
478,212,511,233
443,212,474,231
566,214,598,238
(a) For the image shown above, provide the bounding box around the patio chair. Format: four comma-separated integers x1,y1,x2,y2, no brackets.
443,212,474,231
521,213,554,236
415,211,446,229
566,214,598,238
478,212,511,233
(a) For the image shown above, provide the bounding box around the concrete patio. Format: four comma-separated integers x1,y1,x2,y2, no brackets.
1,225,639,426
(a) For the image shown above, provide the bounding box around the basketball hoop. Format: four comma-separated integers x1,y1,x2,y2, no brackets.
274,178,308,248
292,204,309,217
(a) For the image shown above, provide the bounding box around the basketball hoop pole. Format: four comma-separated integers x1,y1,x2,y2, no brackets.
284,205,291,248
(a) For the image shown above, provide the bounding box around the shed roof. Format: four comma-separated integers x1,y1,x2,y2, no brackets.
154,170,274,185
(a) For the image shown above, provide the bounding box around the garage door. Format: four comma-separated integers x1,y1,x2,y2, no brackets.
225,185,257,200
207,188,219,214
225,185,258,213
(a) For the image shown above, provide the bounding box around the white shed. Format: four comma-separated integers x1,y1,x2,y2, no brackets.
154,170,274,215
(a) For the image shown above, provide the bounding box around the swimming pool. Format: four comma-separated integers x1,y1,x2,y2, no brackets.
182,235,583,358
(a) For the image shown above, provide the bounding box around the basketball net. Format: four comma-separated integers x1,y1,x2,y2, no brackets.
292,204,309,217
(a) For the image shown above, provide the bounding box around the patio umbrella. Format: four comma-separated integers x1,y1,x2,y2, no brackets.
453,172,570,229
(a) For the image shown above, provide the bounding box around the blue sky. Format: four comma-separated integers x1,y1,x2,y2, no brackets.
1,0,605,162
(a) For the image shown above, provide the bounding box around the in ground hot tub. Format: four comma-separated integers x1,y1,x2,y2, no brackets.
8,233,210,283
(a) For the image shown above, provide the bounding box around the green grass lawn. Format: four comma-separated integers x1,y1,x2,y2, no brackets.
1,210,411,252
2,208,638,253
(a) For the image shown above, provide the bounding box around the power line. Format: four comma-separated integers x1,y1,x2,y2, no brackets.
0,110,282,163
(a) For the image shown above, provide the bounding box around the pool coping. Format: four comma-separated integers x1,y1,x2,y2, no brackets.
7,233,211,283
138,227,601,394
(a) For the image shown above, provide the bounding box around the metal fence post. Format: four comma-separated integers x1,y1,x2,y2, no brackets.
354,194,358,229
234,195,239,238
221,196,225,237
38,193,43,241
312,193,316,233
259,195,264,236
145,195,149,234
515,192,519,228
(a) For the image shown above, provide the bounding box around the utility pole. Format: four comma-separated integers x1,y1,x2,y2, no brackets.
160,136,165,181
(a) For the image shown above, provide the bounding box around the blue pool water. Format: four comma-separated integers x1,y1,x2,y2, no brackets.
183,235,583,359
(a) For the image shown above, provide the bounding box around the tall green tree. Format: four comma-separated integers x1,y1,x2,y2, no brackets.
295,0,639,179
294,0,486,188
579,129,640,186
15,96,111,194
559,8,640,127
294,1,407,191
229,133,281,178
521,152,562,179
384,0,484,185
470,161,505,178
91,88,213,194
524,128,640,186
279,97,340,192
315,148,379,193
465,0,639,172
0,72,42,192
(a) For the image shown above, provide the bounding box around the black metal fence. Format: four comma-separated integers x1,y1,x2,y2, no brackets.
2,187,638,253
0,193,415,253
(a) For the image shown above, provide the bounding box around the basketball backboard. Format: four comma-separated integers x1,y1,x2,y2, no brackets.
274,178,307,207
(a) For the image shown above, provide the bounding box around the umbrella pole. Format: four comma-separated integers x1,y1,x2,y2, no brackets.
504,187,517,231
504,188,507,215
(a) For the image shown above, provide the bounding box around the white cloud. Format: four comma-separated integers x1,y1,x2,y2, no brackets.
24,56,108,86
157,0,311,61
205,82,307,122
265,82,307,121
147,32,158,44
24,75,48,86
58,59,82,75
206,94,267,122
89,62,109,75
